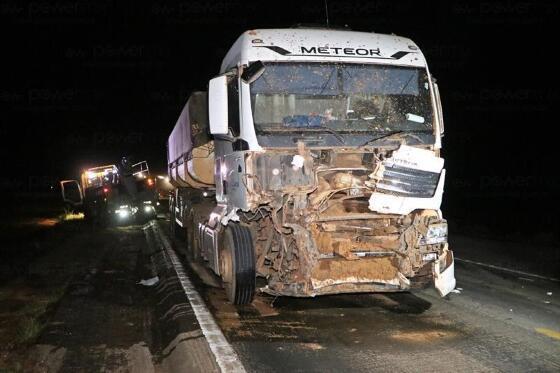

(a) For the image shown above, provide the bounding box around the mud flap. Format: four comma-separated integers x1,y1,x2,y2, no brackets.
434,250,456,297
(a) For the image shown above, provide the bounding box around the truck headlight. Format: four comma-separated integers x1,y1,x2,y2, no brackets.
421,222,448,245
115,205,131,218
117,209,129,218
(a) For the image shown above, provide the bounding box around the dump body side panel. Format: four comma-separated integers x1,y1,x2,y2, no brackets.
167,92,214,189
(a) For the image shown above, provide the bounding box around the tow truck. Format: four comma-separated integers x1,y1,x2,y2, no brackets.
61,159,157,224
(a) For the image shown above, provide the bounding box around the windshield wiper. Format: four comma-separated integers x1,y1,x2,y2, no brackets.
358,130,426,147
260,125,345,144
305,126,345,144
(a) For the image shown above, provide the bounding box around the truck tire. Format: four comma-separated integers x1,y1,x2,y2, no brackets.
169,197,177,237
169,197,183,238
220,224,256,305
185,209,200,261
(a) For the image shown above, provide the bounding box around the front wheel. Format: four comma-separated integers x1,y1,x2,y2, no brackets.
220,224,256,305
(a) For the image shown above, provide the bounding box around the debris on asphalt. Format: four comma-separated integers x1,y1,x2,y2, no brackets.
546,292,552,296
300,342,325,351
252,297,279,317
138,276,159,286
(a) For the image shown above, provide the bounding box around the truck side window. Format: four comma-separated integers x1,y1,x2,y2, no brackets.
227,74,240,137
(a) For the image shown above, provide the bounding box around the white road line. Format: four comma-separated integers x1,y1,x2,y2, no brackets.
455,257,560,282
150,222,246,373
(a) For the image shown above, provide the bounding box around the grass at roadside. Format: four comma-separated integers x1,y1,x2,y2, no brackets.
0,194,86,371
0,214,74,371
14,285,68,345
0,281,68,373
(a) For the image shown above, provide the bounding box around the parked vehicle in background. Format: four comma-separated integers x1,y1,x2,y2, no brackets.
154,174,173,213
61,159,157,224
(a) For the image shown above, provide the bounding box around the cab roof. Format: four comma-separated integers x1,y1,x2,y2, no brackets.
220,28,427,72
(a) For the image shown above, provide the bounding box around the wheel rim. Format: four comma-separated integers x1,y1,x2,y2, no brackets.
220,234,234,294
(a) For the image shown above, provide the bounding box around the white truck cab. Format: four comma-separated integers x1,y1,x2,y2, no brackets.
169,28,455,304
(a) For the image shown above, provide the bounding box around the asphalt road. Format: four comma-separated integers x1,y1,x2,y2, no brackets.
167,217,560,373
2,217,558,372
199,261,560,372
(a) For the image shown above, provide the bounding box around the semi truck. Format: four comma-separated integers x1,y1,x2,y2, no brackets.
168,28,456,305
61,160,157,223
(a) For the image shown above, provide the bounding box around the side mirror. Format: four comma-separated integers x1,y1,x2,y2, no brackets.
208,75,229,135
433,82,445,136
241,61,265,84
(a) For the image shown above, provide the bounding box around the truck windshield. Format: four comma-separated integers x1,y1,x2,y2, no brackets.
250,62,434,136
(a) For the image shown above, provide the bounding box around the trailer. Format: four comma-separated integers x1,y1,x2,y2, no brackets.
169,28,455,304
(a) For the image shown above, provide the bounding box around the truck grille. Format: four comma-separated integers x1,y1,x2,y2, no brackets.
377,165,440,198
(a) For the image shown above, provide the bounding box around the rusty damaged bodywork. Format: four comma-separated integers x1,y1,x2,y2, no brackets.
219,144,454,297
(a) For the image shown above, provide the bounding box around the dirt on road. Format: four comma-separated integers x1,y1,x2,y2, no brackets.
0,217,154,372
1,212,222,373
2,206,559,373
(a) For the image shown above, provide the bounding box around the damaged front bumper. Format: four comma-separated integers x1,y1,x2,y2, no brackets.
261,248,456,298
434,249,456,296
240,145,456,299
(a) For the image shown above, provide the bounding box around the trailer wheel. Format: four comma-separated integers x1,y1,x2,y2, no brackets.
169,198,177,237
220,224,255,305
185,209,200,261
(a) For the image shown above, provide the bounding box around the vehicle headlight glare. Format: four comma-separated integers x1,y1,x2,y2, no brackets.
117,209,129,218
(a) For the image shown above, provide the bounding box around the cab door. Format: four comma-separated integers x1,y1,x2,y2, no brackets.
60,180,83,209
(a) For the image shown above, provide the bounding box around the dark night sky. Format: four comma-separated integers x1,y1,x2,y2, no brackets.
3,0,560,236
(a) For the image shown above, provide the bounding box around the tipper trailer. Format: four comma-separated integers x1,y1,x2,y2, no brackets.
168,28,455,304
